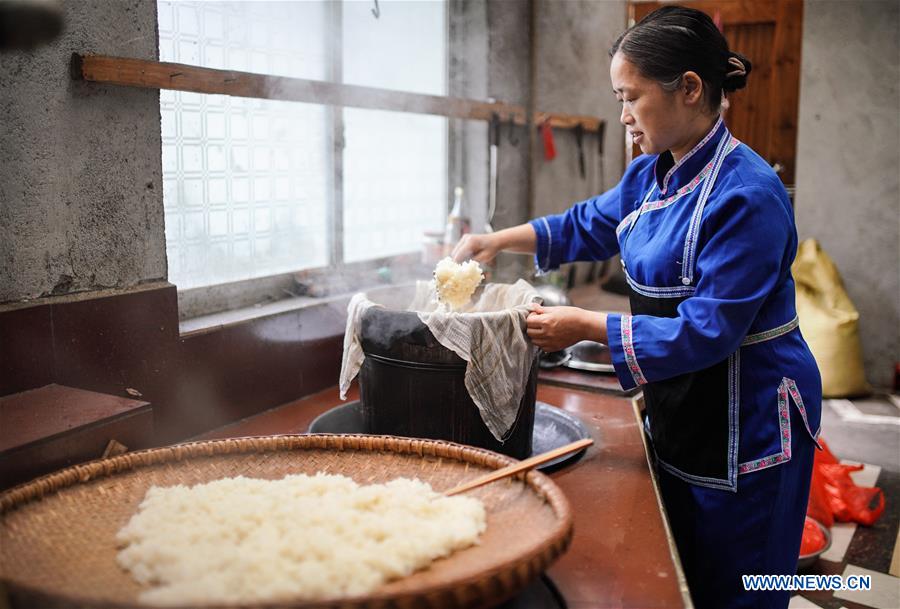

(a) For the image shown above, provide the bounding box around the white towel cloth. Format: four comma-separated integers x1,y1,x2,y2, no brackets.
339,279,541,441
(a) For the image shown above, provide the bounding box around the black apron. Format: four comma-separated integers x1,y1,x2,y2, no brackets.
627,288,736,487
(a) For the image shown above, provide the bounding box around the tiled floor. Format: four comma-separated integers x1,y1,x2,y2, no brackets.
790,395,900,609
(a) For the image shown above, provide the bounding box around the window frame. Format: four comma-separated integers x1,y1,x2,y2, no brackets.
166,0,451,320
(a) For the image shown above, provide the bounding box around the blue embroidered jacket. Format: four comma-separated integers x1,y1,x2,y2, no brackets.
529,118,822,484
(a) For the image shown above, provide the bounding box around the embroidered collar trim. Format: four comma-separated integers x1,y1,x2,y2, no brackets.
657,115,724,195
641,136,740,217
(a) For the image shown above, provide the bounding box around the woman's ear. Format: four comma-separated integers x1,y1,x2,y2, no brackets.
681,71,704,106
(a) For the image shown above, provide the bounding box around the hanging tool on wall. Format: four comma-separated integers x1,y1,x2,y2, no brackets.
596,119,627,293
507,117,519,146
574,123,586,180
596,120,606,196
589,121,608,284
541,119,556,161
486,113,501,233
569,122,588,288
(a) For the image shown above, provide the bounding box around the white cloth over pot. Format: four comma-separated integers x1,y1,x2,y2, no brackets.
339,279,541,441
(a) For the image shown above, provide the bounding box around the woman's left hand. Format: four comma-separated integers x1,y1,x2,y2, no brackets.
526,305,607,352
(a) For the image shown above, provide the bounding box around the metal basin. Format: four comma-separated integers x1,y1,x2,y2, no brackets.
797,518,832,571
564,340,614,373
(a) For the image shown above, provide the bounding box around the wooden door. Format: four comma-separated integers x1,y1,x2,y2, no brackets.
626,0,803,186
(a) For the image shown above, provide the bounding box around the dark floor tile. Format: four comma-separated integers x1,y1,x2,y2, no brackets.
845,470,900,575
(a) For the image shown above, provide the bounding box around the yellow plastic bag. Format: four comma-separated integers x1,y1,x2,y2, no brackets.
792,239,870,397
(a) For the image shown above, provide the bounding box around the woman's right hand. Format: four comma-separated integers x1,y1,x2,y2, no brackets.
451,223,537,264
451,233,501,264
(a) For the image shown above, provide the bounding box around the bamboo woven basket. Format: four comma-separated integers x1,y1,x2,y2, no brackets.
0,434,573,609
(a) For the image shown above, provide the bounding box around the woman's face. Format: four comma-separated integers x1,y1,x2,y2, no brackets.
610,52,690,156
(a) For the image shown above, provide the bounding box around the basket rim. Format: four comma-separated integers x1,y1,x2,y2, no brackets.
1,433,575,609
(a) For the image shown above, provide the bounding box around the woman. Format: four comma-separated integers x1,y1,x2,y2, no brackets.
453,7,821,609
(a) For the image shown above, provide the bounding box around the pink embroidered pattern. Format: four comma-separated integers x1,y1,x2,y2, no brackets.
738,378,819,475
786,378,823,449
738,380,791,474
741,316,799,346
660,115,723,194
621,315,647,386
616,210,638,236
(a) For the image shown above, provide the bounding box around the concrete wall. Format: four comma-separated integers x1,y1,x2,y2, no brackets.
532,0,626,219
794,0,900,389
483,0,535,281
530,0,627,287
449,0,627,282
448,0,530,281
448,0,489,234
0,0,166,304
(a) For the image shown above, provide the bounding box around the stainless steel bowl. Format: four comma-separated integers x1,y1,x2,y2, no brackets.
564,340,614,373
534,284,572,307
539,349,571,369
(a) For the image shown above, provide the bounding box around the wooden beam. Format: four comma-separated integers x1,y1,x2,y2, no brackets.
630,1,777,26
72,54,604,133
767,0,803,185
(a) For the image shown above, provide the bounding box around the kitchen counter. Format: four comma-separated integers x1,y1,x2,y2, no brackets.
196,383,689,608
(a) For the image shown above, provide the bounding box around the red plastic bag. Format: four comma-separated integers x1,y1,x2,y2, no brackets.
816,439,840,466
806,439,885,527
819,463,885,526
807,464,834,528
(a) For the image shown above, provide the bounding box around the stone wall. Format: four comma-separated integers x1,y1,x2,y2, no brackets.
532,0,626,219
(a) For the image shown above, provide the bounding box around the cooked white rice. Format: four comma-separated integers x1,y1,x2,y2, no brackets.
116,473,486,605
433,257,484,310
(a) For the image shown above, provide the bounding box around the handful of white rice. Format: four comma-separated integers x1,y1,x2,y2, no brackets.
116,473,486,606
433,257,484,310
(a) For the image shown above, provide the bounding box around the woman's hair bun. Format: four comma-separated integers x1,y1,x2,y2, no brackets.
723,51,753,92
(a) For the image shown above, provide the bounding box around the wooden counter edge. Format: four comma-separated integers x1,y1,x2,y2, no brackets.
630,393,695,609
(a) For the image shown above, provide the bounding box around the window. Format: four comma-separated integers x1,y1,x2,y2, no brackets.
158,0,447,295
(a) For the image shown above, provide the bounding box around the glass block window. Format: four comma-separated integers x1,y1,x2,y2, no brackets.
343,0,447,96
343,109,447,263
157,1,329,81
341,0,447,263
158,0,447,292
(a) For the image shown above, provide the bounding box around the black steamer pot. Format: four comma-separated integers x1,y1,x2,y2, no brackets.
358,306,537,459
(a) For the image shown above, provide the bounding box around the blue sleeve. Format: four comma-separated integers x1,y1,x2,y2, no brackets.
608,186,794,389
528,183,623,273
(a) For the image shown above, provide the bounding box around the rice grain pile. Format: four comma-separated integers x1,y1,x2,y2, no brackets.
116,473,486,606
433,257,484,310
